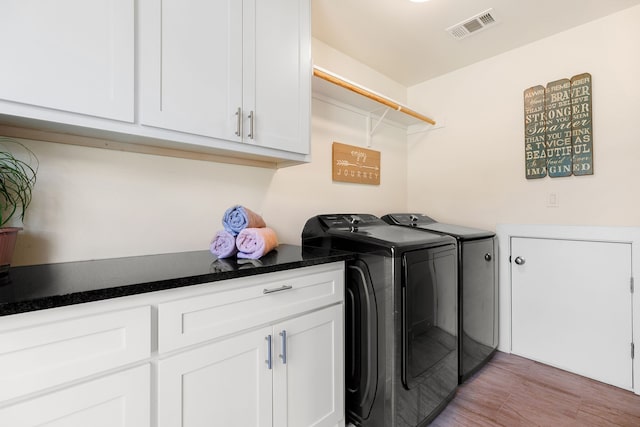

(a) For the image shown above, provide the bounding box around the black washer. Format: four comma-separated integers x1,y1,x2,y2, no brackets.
303,214,459,427
382,213,499,384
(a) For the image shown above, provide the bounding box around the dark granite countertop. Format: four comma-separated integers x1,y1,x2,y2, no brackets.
0,244,353,316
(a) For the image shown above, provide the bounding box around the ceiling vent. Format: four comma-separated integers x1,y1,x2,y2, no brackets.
446,9,498,40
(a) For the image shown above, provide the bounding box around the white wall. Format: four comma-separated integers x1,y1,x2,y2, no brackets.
406,5,640,231
312,39,407,103
9,41,408,265
18,2,640,267
262,98,408,244
404,6,640,394
13,139,274,264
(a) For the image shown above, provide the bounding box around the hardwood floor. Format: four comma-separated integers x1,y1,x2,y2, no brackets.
430,351,640,426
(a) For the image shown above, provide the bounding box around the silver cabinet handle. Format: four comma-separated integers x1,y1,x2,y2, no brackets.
235,107,242,137
279,330,287,364
263,284,293,294
248,110,255,139
485,253,492,261
265,335,272,369
514,256,526,265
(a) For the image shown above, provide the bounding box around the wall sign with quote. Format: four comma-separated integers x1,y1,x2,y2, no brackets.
524,73,593,179
332,142,380,185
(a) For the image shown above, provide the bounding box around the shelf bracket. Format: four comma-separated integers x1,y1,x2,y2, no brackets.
371,108,391,135
365,108,392,147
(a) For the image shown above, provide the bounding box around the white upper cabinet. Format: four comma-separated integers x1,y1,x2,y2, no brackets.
250,0,311,154
0,0,310,167
139,0,243,139
140,0,310,155
0,0,134,122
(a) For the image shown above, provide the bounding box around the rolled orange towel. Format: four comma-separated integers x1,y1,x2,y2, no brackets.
236,227,278,259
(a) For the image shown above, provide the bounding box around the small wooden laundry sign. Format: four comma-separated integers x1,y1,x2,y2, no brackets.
332,142,380,185
523,72,593,179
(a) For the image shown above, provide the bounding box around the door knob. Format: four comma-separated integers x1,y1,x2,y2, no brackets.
484,253,492,261
514,256,526,265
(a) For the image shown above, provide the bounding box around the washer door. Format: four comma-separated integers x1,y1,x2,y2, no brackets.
346,260,378,422
401,246,458,390
460,237,498,380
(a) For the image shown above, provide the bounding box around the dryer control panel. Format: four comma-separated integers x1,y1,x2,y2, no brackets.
316,214,384,230
383,213,436,226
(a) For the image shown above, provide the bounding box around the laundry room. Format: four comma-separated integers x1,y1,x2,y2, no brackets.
1,0,640,426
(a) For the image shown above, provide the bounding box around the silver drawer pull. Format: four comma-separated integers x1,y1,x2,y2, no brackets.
248,110,255,139
235,107,242,137
279,330,287,364
265,335,272,369
263,285,293,294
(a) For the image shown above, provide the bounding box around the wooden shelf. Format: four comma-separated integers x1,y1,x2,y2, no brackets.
311,66,435,128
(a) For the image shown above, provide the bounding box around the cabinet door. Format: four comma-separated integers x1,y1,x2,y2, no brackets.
0,0,134,122
0,365,149,427
244,0,310,154
273,305,344,427
157,327,273,427
511,237,633,390
139,0,243,140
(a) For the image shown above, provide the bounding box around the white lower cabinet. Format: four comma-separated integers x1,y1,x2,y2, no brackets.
511,237,633,390
158,304,344,427
273,305,344,427
0,306,151,401
0,364,150,427
158,326,273,427
0,262,345,427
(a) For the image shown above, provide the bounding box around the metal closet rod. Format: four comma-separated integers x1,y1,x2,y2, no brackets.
313,66,436,126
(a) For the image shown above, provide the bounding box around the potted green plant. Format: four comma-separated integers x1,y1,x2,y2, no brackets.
0,136,38,274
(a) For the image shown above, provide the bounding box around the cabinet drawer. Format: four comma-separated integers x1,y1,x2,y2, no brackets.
0,364,150,427
158,263,344,353
0,306,151,401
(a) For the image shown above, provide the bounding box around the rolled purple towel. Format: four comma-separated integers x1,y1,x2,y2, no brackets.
236,227,278,259
222,205,266,236
209,229,238,259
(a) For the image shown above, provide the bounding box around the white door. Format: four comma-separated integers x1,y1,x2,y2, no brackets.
0,0,134,121
249,0,311,154
0,365,150,427
139,0,243,140
157,327,273,427
511,237,633,390
273,305,344,427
